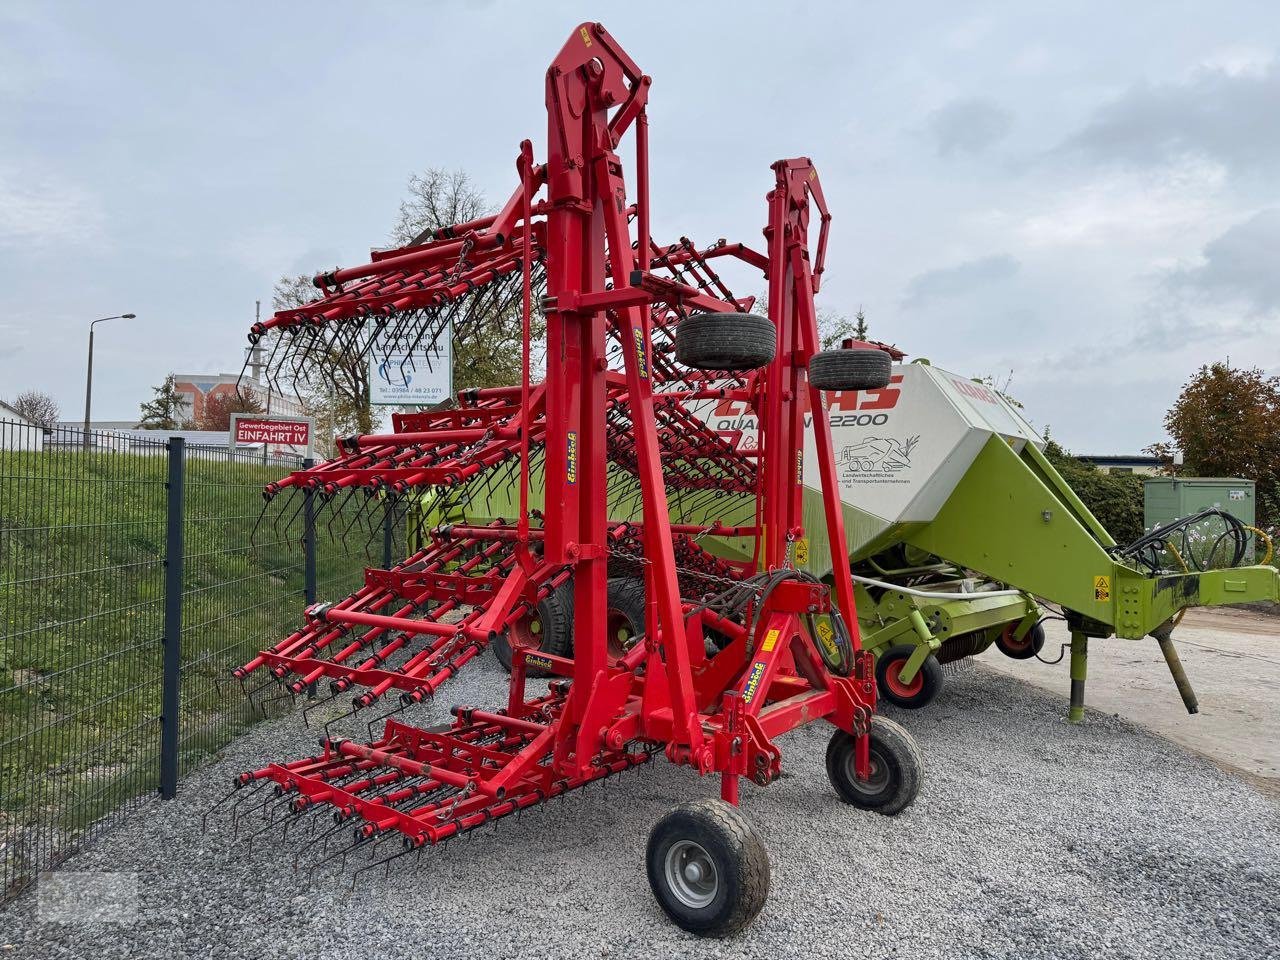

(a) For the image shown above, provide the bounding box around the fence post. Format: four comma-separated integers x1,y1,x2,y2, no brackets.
303,457,317,604
159,437,185,800
383,495,395,569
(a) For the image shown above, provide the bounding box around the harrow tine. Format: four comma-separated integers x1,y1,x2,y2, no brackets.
201,784,244,835
302,688,346,728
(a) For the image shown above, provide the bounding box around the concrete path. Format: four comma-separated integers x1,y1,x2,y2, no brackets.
978,606,1280,793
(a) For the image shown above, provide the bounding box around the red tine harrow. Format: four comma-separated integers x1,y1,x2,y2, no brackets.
220,23,923,936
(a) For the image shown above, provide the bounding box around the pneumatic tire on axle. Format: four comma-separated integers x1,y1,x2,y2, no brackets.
994,621,1046,660
825,715,922,815
874,643,943,709
646,799,771,937
493,580,574,675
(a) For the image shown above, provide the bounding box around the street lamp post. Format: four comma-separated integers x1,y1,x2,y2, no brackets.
83,313,136,450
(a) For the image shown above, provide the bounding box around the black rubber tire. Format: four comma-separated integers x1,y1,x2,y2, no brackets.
825,715,923,816
994,620,1046,660
874,644,944,710
492,580,574,674
675,312,776,371
809,348,892,391
603,577,646,659
646,799,771,937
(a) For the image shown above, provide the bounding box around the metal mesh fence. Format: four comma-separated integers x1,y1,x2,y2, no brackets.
0,421,390,900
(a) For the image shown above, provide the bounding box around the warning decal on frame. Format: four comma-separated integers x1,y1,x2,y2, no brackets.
761,628,780,653
1093,575,1110,602
793,537,809,566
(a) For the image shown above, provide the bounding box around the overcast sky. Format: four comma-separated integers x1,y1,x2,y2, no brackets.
1,1,1277,452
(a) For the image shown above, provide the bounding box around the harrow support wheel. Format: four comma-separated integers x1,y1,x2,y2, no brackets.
995,621,1046,660
675,312,776,371
493,581,574,674
808,347,892,391
874,643,943,709
603,577,646,659
646,799,771,938
825,716,922,816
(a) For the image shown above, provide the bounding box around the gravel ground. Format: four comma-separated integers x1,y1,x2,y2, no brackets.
3,657,1277,960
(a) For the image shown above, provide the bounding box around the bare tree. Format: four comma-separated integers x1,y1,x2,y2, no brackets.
390,168,488,248
273,166,532,445
8,390,59,428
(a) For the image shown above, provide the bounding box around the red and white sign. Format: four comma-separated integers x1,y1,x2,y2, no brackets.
233,417,310,447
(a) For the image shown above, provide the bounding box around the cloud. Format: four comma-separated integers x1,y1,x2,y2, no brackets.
1059,62,1280,174
902,254,1019,306
926,97,1013,157
0,166,103,247
1165,208,1280,315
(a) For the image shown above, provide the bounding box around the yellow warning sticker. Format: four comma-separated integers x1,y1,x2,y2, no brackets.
793,537,809,566
761,628,780,653
815,619,841,664
1093,575,1111,602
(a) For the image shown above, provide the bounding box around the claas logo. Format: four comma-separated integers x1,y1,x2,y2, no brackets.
713,375,903,417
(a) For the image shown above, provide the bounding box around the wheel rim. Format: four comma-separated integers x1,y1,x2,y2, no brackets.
606,608,637,659
844,746,890,796
1001,624,1030,653
664,839,719,909
883,658,923,699
509,612,544,651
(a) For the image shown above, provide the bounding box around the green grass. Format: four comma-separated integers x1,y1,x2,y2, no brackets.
0,447,378,890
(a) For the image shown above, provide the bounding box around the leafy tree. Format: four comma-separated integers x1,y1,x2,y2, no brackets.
1044,436,1145,545
8,390,59,428
195,388,264,431
1145,362,1280,531
137,374,190,429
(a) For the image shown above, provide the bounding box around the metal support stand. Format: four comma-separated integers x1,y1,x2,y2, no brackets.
1068,630,1087,724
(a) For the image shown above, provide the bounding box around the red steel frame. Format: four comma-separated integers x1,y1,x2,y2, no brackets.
229,22,879,853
